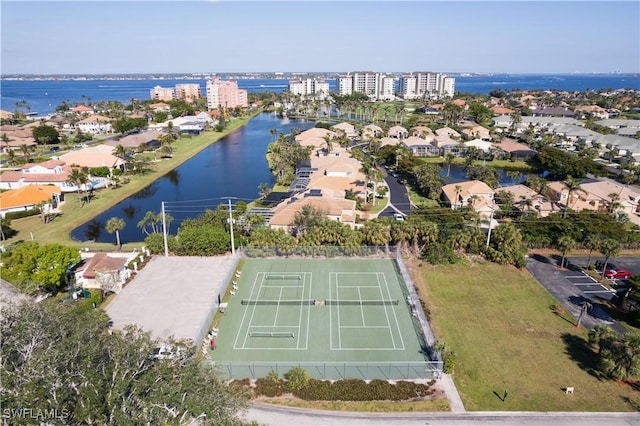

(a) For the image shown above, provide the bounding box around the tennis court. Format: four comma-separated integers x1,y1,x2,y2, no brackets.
210,258,437,379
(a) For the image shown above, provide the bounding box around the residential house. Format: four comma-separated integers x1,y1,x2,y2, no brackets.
441,180,495,213
388,125,408,139
331,122,358,140
464,139,493,153
0,159,74,191
402,136,440,157
496,184,557,217
269,189,357,231
105,131,162,150
411,126,435,140
579,179,640,218
295,128,338,149
574,105,609,119
149,102,171,112
546,181,599,212
491,106,514,115
58,145,125,170
0,184,63,218
496,138,537,160
73,253,130,292
71,105,94,115
461,125,491,141
362,124,383,141
532,107,575,117
77,115,113,134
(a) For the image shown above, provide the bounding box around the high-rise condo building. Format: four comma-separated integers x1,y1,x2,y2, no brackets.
150,86,176,101
337,71,396,101
206,78,248,110
289,78,331,99
399,72,455,100
174,84,202,103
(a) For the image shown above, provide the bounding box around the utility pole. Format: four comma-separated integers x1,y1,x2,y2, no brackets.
485,200,496,249
227,198,235,256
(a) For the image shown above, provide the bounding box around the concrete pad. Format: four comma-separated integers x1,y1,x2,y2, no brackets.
106,256,233,343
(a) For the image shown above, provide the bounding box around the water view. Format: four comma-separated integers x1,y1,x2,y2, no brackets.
70,113,317,244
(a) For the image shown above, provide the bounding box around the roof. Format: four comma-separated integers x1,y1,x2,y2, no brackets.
0,185,60,209
435,127,460,137
71,105,94,113
80,253,128,279
269,192,356,227
58,145,123,169
442,180,494,204
402,136,435,147
491,106,514,115
497,138,537,154
579,179,640,206
295,127,338,142
77,115,112,124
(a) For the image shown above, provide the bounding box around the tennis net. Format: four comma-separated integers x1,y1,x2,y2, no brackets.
249,331,295,338
324,299,399,306
241,299,314,306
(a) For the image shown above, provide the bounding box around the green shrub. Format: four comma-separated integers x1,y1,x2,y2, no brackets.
284,367,309,392
254,378,286,397
90,166,110,177
5,208,41,221
293,378,436,401
443,352,456,374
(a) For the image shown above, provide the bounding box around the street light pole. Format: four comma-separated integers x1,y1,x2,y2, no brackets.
485,200,495,250
161,201,168,257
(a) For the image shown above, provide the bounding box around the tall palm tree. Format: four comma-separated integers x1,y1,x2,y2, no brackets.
444,153,455,177
608,192,621,214
68,168,89,199
583,234,601,268
588,324,617,355
556,235,576,269
454,185,463,209
599,238,621,278
269,128,277,143
19,144,31,163
105,217,125,250
562,176,585,218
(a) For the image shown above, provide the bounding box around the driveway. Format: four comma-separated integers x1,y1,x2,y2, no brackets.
378,172,411,219
525,255,634,333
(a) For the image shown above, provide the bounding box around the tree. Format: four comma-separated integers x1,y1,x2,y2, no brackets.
444,152,455,177
583,234,601,268
599,238,621,278
588,324,617,355
562,176,585,218
137,211,172,236
105,217,125,250
556,235,576,269
67,168,89,202
19,144,31,163
597,331,640,381
290,205,326,238
0,302,248,425
32,125,60,145
258,182,272,200
0,242,80,294
486,222,526,267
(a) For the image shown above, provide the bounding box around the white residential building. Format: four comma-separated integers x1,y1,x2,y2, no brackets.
337,71,389,100
399,72,455,99
289,78,331,99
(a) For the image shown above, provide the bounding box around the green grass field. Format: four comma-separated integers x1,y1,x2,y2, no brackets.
408,259,640,412
210,258,434,380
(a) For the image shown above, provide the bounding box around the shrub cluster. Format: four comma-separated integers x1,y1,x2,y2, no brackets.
252,377,436,401
5,208,41,220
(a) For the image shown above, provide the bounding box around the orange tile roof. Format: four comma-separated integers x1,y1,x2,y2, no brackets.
0,185,60,209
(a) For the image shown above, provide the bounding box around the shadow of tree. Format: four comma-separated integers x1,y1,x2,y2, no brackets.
621,396,640,411
560,333,605,381
530,253,551,264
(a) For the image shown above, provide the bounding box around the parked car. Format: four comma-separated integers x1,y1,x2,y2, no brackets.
604,269,632,279
393,213,405,221
148,345,184,360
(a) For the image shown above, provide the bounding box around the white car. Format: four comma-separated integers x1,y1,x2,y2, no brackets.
394,213,405,221
149,345,183,360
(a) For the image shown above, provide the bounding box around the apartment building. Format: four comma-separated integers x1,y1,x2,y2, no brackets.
174,84,202,102
399,72,455,100
206,78,248,110
337,71,395,100
289,78,331,99
150,86,175,101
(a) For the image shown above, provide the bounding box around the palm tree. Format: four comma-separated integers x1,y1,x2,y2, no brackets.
556,236,576,269
323,134,333,153
588,324,617,355
68,168,89,200
19,144,31,163
105,217,125,250
562,176,584,219
598,332,640,381
599,238,621,278
269,128,277,143
444,152,455,177
454,185,463,210
114,144,130,172
583,234,601,268
258,182,271,200
608,192,621,214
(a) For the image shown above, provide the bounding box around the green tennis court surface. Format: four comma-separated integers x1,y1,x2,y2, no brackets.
210,259,435,379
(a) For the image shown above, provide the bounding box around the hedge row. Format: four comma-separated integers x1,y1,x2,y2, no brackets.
252,378,436,401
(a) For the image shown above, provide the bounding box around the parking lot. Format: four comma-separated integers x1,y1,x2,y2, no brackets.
559,269,615,301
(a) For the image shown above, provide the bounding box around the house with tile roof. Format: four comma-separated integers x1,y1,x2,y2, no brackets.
496,138,537,160
0,159,74,191
295,127,338,143
546,181,599,213
73,253,130,292
411,126,435,140
401,136,440,157
269,189,357,231
578,178,640,218
58,145,124,170
388,125,408,139
496,184,558,217
331,122,358,139
362,124,383,141
71,105,94,114
104,130,162,150
0,184,63,218
442,180,495,212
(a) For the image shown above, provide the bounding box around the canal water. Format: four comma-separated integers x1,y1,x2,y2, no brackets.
71,113,317,244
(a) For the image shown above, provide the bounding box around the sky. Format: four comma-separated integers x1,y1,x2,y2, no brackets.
1,1,639,75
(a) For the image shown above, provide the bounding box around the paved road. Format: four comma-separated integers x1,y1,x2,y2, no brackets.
245,404,640,425
378,172,411,219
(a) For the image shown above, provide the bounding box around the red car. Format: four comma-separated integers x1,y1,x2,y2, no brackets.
604,269,632,279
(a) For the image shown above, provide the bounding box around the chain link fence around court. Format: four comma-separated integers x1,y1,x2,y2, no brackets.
211,361,442,381
241,245,397,259
193,253,240,348
395,247,443,369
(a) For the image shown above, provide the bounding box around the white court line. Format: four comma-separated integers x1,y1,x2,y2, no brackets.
242,272,267,348
584,290,615,294
340,325,390,329
234,272,264,349
573,282,603,286
358,287,366,326
379,273,405,350
329,272,333,350
305,272,313,350
273,287,283,326
376,274,397,349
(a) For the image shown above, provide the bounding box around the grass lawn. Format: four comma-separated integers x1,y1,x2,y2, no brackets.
4,113,260,250
407,258,640,412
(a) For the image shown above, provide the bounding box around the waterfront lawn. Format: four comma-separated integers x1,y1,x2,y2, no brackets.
408,259,640,412
5,114,259,249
